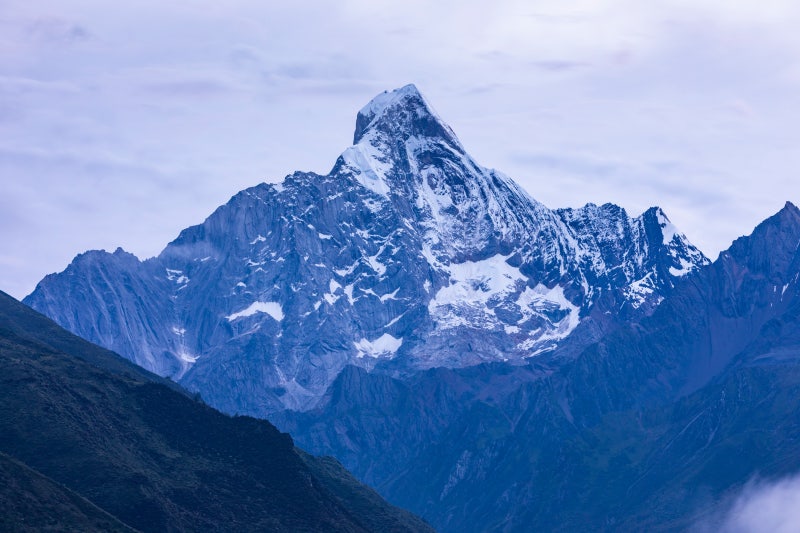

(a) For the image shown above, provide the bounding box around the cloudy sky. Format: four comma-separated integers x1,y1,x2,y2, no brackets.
3,1,800,299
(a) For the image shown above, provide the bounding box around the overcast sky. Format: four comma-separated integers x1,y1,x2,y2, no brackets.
3,1,800,299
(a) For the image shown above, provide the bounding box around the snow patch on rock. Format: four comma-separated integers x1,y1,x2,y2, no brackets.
226,301,284,322
428,254,526,329
354,333,403,358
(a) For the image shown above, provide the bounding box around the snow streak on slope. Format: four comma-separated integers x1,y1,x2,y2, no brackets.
226,301,284,322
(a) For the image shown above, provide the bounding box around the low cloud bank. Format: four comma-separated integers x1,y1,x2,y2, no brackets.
697,474,800,533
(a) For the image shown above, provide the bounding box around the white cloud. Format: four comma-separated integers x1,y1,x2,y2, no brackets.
696,474,800,533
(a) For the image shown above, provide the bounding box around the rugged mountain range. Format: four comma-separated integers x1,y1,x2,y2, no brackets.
24,84,707,416
22,84,800,532
0,289,432,532
277,202,800,531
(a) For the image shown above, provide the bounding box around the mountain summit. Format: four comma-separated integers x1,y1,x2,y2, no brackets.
352,84,459,147
24,85,708,415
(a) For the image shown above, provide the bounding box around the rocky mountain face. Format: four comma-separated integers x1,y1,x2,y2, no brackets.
277,202,800,532
0,289,433,533
24,84,707,416
19,84,800,531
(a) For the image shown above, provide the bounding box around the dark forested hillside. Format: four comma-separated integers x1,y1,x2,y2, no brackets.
0,290,432,533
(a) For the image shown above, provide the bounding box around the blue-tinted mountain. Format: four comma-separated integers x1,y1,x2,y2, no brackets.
0,289,432,532
20,84,800,531
276,202,800,531
24,84,707,416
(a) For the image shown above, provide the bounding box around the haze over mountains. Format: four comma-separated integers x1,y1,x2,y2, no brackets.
18,85,800,531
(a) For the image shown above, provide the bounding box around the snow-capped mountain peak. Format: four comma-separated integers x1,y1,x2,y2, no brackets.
25,85,709,415
353,84,462,150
